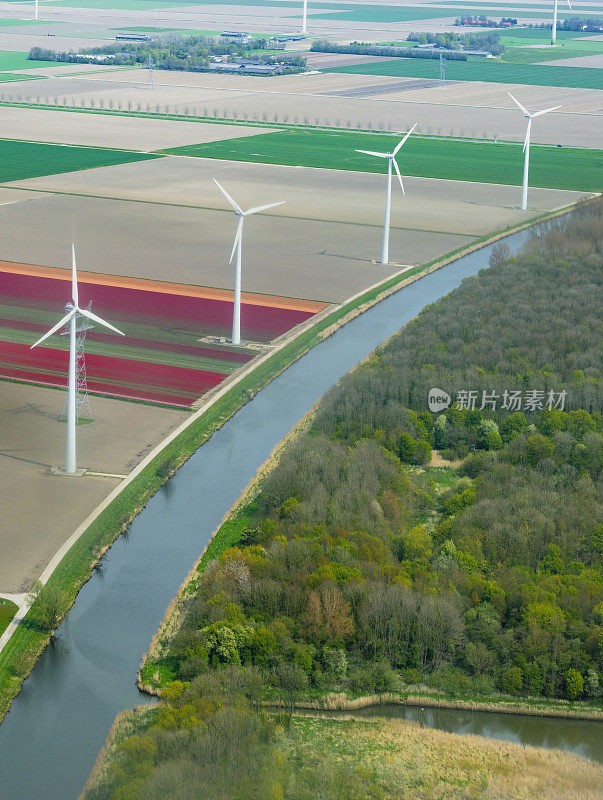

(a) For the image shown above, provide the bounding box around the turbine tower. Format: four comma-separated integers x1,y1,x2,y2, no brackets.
213,179,284,346
356,123,417,265
551,0,571,45
302,0,308,33
30,245,124,474
508,93,560,211
35,0,39,19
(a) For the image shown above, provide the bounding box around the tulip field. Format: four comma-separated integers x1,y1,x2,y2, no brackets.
0,263,326,408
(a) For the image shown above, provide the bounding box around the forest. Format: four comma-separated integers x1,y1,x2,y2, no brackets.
85,200,602,799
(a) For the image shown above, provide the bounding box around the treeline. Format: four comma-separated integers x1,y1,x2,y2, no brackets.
310,39,468,60
407,30,505,54
29,34,306,74
527,18,603,32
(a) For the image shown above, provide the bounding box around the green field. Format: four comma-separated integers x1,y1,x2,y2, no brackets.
0,139,158,183
0,599,17,638
0,71,39,83
0,50,55,72
165,129,602,192
326,57,603,90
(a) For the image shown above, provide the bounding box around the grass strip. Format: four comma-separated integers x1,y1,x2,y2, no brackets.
0,600,18,638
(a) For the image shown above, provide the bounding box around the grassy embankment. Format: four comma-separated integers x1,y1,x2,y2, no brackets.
326,56,603,89
165,131,603,193
0,201,577,723
0,600,17,637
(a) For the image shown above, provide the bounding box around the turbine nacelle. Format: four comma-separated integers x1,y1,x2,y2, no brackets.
355,123,417,196
507,92,561,152
30,246,125,350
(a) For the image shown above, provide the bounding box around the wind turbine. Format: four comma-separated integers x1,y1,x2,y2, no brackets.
356,123,417,265
551,0,571,45
30,245,124,474
302,0,307,33
508,93,561,211
213,179,285,346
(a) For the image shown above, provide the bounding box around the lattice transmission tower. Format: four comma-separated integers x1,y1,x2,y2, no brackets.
439,53,446,88
146,56,154,89
61,301,92,423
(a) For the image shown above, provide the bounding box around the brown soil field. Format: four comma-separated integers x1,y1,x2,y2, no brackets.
0,381,188,594
0,106,276,151
0,190,447,301
6,155,585,233
3,69,598,146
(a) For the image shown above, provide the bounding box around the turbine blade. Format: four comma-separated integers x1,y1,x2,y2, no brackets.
71,243,78,307
213,178,243,214
78,308,125,336
244,200,286,216
566,0,571,8
230,217,243,264
523,118,532,152
531,105,562,117
30,309,76,349
392,158,405,196
507,91,530,117
356,149,388,158
393,122,417,155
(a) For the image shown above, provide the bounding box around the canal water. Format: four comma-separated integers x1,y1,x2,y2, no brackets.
0,226,598,800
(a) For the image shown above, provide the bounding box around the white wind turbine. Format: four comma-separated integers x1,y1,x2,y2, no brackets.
551,0,571,45
356,123,417,265
30,244,124,474
508,93,561,211
302,0,307,33
213,179,285,346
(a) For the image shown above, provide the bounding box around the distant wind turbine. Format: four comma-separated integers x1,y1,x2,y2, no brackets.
302,0,307,33
356,123,417,265
213,179,285,346
508,93,560,211
551,0,571,45
35,0,38,20
30,245,124,474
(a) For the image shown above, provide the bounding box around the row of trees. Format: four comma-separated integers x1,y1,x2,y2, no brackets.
310,39,468,60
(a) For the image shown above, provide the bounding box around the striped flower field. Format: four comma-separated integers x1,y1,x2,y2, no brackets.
0,263,327,408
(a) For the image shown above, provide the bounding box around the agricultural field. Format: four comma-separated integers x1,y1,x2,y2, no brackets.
326,56,603,89
0,49,54,71
0,138,157,183
166,129,603,192
0,264,325,407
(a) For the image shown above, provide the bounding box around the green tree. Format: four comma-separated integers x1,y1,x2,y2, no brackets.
564,668,584,700
499,666,523,694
